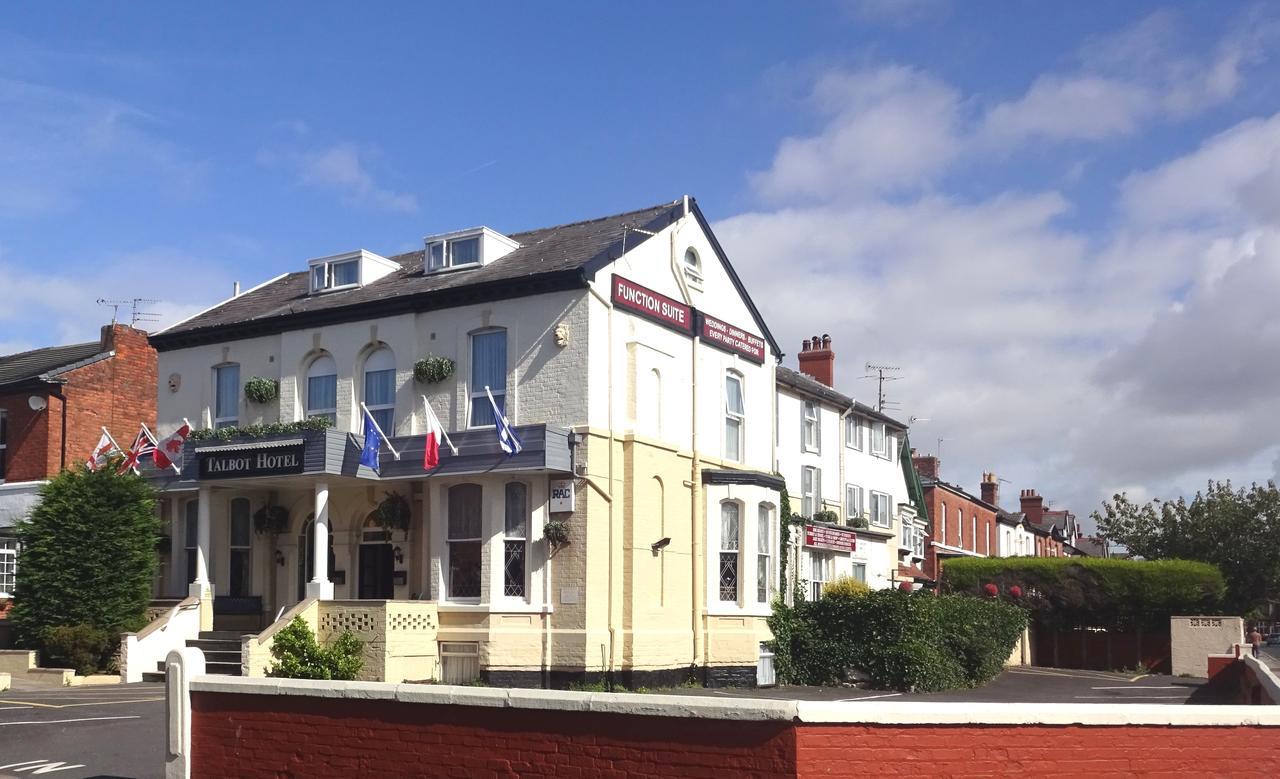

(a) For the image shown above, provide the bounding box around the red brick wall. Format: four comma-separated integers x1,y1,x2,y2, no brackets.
190,691,1280,777
795,724,1276,776
0,325,154,481
192,692,797,778
922,485,998,580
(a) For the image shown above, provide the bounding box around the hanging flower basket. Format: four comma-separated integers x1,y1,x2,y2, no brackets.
413,355,455,385
244,377,280,404
544,519,571,550
374,492,412,533
253,504,290,536
156,535,172,556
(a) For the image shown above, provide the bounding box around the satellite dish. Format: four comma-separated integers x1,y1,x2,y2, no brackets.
28,395,47,411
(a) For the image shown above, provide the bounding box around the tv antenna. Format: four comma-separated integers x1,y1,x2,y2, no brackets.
96,298,160,327
862,363,901,412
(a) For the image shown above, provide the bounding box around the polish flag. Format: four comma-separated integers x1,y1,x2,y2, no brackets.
421,396,456,471
153,422,191,471
86,429,121,471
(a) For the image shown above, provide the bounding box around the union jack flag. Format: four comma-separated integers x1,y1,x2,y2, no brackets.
117,425,158,475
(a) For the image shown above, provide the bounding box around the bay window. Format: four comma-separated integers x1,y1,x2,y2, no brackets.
503,483,528,599
447,484,482,599
719,502,740,602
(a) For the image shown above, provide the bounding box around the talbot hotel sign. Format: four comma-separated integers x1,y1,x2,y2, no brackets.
199,444,306,480
804,523,857,553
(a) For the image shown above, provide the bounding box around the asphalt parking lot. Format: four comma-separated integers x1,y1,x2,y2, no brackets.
667,666,1232,705
0,682,163,779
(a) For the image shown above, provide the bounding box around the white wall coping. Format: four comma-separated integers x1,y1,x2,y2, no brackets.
188,676,1280,726
1243,653,1280,703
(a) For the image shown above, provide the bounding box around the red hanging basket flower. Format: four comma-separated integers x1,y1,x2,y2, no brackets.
1008,585,1023,598
899,581,914,592
983,582,999,597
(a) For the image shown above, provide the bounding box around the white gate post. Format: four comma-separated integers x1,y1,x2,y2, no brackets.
165,646,205,779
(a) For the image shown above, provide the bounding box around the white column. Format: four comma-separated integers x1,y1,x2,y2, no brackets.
307,481,334,599
188,487,212,599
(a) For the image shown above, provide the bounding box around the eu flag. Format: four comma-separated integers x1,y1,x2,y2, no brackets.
360,408,384,471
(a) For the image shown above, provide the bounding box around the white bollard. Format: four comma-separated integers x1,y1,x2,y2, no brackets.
165,647,205,779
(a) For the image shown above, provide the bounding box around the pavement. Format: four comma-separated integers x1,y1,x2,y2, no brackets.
0,682,164,779
1260,644,1280,671
664,665,1234,705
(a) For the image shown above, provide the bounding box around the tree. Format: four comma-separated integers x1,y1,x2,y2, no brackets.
1092,481,1280,616
8,463,160,667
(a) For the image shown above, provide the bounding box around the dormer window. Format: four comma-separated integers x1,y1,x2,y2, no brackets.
308,249,398,295
424,227,519,274
427,236,481,272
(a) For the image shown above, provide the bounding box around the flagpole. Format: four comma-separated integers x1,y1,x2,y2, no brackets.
360,403,401,460
145,422,180,474
102,426,122,452
420,395,458,456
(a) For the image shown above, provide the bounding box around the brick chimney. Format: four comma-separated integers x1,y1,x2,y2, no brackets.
912,454,939,480
797,334,835,387
1020,489,1044,527
980,471,999,508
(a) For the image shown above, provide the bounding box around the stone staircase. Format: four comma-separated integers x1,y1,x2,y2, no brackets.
141,631,243,682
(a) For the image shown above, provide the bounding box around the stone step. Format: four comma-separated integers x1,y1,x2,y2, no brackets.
186,639,241,652
198,631,244,641
141,671,166,683
205,661,242,676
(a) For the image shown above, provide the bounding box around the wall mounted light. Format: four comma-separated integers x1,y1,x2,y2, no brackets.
274,550,286,567
393,546,404,564
650,537,671,555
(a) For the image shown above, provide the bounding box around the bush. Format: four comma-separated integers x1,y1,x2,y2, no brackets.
767,589,1026,692
822,576,870,599
267,617,364,680
42,625,117,676
938,557,1225,629
9,466,158,664
188,417,331,442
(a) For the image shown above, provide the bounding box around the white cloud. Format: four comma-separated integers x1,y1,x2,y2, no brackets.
260,142,418,214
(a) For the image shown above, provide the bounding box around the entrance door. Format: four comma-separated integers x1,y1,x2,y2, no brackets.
358,544,394,599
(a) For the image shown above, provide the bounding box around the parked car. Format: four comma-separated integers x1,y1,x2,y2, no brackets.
1265,633,1280,646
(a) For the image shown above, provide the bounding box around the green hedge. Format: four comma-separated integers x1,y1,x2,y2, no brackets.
767,589,1026,692
938,557,1225,629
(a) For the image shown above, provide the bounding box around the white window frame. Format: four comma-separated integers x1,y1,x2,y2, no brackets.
912,527,926,557
725,371,745,462
719,502,741,603
940,503,948,545
850,561,866,584
870,491,891,528
362,348,396,434
310,258,360,293
469,329,508,428
871,422,887,457
756,503,773,604
809,549,834,601
845,416,862,450
305,354,338,426
427,235,483,273
845,484,863,525
801,401,820,453
971,515,977,552
502,482,529,601
213,363,239,430
683,247,704,287
801,466,821,518
0,537,17,597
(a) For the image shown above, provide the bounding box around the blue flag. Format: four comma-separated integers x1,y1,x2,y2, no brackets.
485,386,523,456
360,408,384,470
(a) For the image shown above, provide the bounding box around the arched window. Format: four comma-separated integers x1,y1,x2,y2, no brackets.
447,484,483,599
683,248,703,284
503,483,528,599
470,329,507,427
719,502,741,602
725,372,745,461
306,354,337,425
229,498,252,597
363,347,396,433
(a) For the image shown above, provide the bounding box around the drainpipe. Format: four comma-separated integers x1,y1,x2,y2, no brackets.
49,386,68,472
586,258,620,690
690,311,704,675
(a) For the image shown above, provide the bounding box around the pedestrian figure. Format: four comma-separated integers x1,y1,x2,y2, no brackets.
1248,626,1263,659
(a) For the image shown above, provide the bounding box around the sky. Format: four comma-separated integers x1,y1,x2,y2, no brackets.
2,1,1279,529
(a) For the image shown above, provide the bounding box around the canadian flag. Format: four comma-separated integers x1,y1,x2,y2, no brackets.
153,422,191,472
86,429,120,471
421,396,456,471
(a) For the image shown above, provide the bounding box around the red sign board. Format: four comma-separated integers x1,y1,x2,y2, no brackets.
804,523,857,552
699,313,766,364
611,275,693,334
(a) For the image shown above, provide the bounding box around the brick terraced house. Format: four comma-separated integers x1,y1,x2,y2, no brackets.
0,325,157,600
131,196,788,688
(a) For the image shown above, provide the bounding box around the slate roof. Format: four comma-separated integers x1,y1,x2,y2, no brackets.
150,198,782,357
775,366,909,431
0,340,108,390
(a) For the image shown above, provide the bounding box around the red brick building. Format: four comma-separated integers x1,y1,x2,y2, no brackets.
911,454,999,580
0,324,157,594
